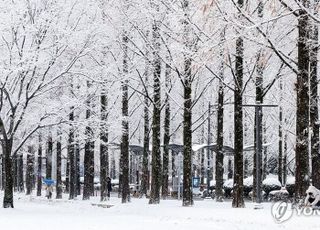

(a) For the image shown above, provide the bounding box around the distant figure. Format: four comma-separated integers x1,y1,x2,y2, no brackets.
107,177,112,199
46,184,53,199
305,185,320,208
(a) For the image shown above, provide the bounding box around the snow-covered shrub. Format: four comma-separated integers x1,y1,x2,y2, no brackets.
285,176,295,197
262,175,281,196
223,179,233,198
243,176,253,197
268,187,290,201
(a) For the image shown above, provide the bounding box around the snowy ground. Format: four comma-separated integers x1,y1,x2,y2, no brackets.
0,192,318,230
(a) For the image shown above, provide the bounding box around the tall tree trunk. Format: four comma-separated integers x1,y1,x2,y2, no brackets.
18,154,24,192
232,0,244,208
181,0,193,207
141,94,150,197
75,140,81,195
12,155,17,192
141,41,150,197
100,93,109,201
253,1,265,201
216,29,225,202
263,122,268,180
172,151,176,190
283,133,288,186
65,156,69,193
295,1,310,199
310,0,320,189
26,146,34,195
83,82,95,200
228,158,233,179
69,109,75,200
149,7,162,204
278,97,283,185
37,134,42,196
46,133,53,179
120,30,130,203
162,63,171,199
1,156,4,191
3,138,13,208
182,62,193,206
56,131,62,199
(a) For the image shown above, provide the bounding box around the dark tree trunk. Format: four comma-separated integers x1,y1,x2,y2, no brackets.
172,151,176,189
111,154,116,179
83,85,95,200
56,132,62,199
3,138,14,208
162,63,171,199
1,156,4,191
278,68,284,185
37,134,42,196
46,134,53,179
232,0,244,208
120,30,130,203
12,155,17,192
181,0,193,206
75,141,81,195
129,154,133,184
149,15,162,204
65,156,70,193
283,133,288,185
26,146,34,195
141,48,150,197
310,1,320,189
253,1,265,200
18,154,24,192
182,59,193,206
278,106,283,185
215,30,225,202
228,159,233,179
100,93,109,202
263,122,268,180
69,109,76,200
200,148,205,185
295,3,310,199
141,96,150,196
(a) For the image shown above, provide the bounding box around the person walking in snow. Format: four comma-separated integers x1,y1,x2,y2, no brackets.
304,185,320,208
46,184,53,199
107,177,112,200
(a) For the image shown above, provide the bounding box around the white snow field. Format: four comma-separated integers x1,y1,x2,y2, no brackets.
0,193,318,230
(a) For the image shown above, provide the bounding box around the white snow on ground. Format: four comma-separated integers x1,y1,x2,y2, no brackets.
0,192,318,230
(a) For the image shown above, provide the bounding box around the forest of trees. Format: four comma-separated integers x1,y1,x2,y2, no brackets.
0,0,320,209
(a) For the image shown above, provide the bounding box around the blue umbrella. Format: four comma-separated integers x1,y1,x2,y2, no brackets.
43,179,55,186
